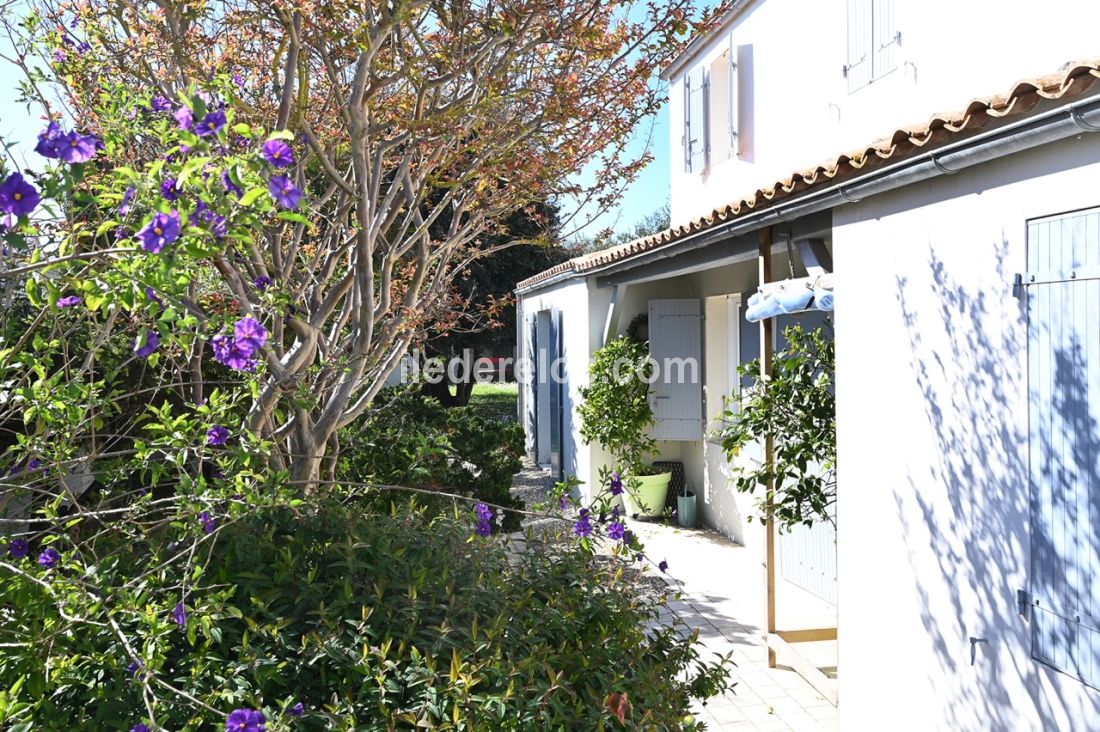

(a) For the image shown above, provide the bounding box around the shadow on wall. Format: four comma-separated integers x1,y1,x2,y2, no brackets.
894,237,1098,730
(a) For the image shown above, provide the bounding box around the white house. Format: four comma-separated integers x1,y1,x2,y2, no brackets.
517,0,1100,729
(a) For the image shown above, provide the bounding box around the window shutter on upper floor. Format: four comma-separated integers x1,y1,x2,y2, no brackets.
846,0,873,92
648,299,703,441
872,0,899,80
683,71,693,172
685,65,708,173
728,36,739,157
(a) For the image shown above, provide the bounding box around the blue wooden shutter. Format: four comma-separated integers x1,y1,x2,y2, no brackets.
648,299,703,441
524,311,538,460
683,72,694,172
846,0,873,92
728,37,739,157
871,0,899,80
1026,208,1100,689
686,66,707,173
548,308,564,481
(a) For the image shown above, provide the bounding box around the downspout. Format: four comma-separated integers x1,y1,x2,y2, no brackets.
577,92,1100,281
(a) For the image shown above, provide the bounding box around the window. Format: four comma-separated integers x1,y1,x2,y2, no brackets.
1024,208,1100,690
845,0,899,92
683,40,741,173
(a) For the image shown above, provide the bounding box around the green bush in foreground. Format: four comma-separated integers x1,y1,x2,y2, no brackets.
0,501,730,730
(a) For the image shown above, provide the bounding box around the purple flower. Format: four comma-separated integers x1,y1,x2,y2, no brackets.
58,131,100,164
0,173,40,217
119,187,135,215
171,602,187,627
195,109,226,137
610,472,623,496
221,170,243,199
262,139,294,168
150,96,172,113
53,48,66,64
232,73,245,89
226,708,266,732
210,334,257,372
37,547,60,569
146,287,164,309
174,106,193,131
267,175,301,209
607,521,625,541
126,659,143,677
34,122,64,159
288,702,304,717
559,495,568,510
474,502,492,522
133,331,158,358
160,177,181,201
8,538,28,559
207,425,229,446
475,520,491,537
57,295,81,308
573,514,593,538
254,275,272,291
199,511,216,534
131,724,150,732
234,316,268,352
137,210,181,253
658,560,669,573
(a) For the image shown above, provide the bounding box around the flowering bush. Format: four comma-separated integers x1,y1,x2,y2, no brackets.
0,500,730,729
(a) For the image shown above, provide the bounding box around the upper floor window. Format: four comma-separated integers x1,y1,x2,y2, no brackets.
845,0,900,93
684,40,741,174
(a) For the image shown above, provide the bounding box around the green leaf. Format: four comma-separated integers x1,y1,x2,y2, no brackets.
239,187,269,208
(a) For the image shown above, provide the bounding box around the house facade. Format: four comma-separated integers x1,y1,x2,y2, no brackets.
517,0,1100,728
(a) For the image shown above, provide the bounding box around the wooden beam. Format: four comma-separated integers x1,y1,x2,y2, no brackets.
766,633,838,706
758,227,777,668
777,627,838,643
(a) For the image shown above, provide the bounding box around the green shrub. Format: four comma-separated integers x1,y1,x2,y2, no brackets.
717,324,835,531
338,388,525,530
0,501,730,729
578,336,658,475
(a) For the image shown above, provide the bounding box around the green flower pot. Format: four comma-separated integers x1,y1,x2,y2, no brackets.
624,470,672,518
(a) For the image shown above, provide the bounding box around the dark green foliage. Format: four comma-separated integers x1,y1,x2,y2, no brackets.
0,502,730,729
339,388,525,530
717,324,836,531
578,336,657,475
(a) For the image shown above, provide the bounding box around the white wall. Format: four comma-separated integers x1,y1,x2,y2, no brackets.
667,0,1100,226
834,132,1100,730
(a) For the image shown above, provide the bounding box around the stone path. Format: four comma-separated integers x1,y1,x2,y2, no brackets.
510,460,839,731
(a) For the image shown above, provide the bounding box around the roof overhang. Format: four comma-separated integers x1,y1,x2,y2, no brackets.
516,60,1100,298
659,0,763,82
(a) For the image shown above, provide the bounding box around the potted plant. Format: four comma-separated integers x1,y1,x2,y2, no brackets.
578,335,672,518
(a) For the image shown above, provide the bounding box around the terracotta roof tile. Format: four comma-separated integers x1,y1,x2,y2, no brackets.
518,59,1100,292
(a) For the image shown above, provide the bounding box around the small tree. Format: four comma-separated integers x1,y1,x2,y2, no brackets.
9,0,728,483
717,324,835,531
578,335,657,475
